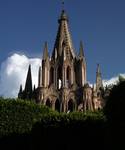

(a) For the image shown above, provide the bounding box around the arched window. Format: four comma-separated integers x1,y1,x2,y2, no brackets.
50,67,54,85
57,66,62,89
46,99,51,108
68,99,74,112
66,66,71,87
55,99,60,112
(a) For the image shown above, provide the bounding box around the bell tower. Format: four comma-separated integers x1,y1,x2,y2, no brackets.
18,7,104,112
36,9,80,112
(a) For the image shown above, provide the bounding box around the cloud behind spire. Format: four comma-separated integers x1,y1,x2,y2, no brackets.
0,53,41,98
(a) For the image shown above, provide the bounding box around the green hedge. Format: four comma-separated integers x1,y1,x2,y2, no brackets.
0,98,52,137
38,111,106,128
32,111,106,150
0,98,105,137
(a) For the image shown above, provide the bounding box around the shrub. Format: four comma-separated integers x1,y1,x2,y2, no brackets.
104,81,125,123
0,98,105,138
0,98,52,137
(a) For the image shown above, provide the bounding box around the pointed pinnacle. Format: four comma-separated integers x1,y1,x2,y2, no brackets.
28,64,31,73
19,84,22,93
97,64,101,74
26,64,31,79
34,85,36,91
55,48,57,59
79,41,84,57
43,42,49,60
25,64,32,93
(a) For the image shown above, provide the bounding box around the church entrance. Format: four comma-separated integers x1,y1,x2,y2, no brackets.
55,99,60,112
46,99,51,108
68,99,74,112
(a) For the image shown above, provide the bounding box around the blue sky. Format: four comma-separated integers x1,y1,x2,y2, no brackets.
0,0,125,83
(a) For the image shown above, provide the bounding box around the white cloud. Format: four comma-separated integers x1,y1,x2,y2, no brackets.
103,74,125,87
0,53,41,98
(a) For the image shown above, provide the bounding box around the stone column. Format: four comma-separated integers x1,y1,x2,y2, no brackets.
82,66,84,86
52,100,55,110
64,67,67,87
84,65,87,84
44,67,46,87
71,66,74,85
60,101,63,112
54,68,56,88
47,68,49,86
63,66,66,87
62,94,67,112
62,66,64,87
63,101,67,112
55,68,57,89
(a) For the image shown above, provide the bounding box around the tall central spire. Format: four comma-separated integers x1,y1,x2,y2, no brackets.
52,10,75,59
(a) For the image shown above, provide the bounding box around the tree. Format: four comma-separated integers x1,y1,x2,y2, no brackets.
118,75,125,83
104,81,125,122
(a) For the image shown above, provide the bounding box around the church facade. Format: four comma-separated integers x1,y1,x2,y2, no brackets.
18,10,104,112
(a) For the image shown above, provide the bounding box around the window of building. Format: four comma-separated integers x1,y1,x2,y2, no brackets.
50,67,54,85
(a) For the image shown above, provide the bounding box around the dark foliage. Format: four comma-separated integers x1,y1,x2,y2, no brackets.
0,98,108,149
1,96,125,149
104,81,125,149
0,98,52,137
31,112,106,150
104,81,125,122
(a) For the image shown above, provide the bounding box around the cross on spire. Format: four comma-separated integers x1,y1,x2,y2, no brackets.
61,0,65,10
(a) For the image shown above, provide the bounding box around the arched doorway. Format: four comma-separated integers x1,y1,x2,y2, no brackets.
68,99,74,112
46,99,51,108
55,99,60,112
50,67,54,85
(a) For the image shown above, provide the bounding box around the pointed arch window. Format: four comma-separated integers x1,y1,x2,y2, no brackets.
50,67,54,85
66,66,71,87
57,66,62,89
46,99,51,108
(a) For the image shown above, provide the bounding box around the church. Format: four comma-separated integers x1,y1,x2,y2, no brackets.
18,9,104,112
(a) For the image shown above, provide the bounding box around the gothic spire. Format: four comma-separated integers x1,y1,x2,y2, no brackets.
96,64,103,91
97,64,101,74
18,84,23,99
79,41,85,57
79,41,86,67
55,48,57,59
24,64,32,94
19,84,22,93
52,9,75,59
43,42,49,60
34,85,36,91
